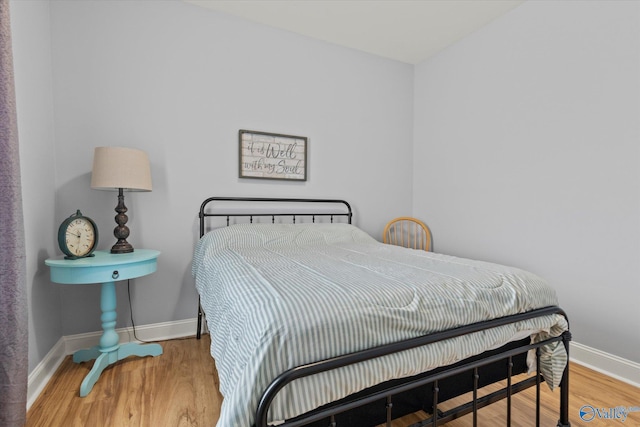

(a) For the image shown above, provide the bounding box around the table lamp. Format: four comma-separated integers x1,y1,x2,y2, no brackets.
91,147,152,254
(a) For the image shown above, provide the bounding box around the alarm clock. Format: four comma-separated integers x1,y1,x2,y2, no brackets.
57,210,98,259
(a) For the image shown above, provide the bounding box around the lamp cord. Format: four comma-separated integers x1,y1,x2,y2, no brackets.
127,279,155,343
127,279,195,343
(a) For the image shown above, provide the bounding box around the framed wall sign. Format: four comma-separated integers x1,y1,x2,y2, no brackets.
239,130,307,181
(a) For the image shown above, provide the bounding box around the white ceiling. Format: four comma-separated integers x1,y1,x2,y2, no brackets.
184,0,524,64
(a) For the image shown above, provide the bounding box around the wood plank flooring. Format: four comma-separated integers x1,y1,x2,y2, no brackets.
26,335,640,426
26,336,221,427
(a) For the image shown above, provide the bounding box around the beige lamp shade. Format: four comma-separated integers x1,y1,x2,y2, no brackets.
91,146,152,191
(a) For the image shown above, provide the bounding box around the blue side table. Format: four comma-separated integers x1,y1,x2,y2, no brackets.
45,249,163,397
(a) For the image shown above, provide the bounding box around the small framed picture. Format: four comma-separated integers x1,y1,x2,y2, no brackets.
239,130,307,181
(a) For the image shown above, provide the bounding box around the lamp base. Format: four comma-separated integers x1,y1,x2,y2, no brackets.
111,241,134,254
111,188,134,254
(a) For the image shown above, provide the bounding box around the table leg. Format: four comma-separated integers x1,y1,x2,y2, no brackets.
118,342,163,359
74,280,163,397
73,345,101,363
79,352,111,397
99,281,120,352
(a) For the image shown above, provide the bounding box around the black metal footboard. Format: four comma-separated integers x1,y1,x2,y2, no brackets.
255,306,571,427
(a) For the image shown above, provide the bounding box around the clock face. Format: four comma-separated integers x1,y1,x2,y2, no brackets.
65,217,96,257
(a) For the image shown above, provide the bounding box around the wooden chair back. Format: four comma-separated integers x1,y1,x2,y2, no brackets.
383,217,432,251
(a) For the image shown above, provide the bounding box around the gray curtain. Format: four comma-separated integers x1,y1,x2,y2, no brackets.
0,0,28,425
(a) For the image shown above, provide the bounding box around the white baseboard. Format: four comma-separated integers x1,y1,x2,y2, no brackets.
26,337,67,409
27,317,203,410
63,317,201,355
570,341,640,388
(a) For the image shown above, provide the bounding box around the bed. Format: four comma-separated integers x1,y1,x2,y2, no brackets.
193,197,571,427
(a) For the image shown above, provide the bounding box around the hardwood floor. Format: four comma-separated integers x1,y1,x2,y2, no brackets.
26,335,640,426
26,336,222,427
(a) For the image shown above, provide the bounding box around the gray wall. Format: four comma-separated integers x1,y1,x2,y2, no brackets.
47,1,414,336
413,0,640,363
12,0,639,377
10,0,61,373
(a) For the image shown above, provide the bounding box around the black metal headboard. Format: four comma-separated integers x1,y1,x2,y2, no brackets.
196,197,352,338
198,197,353,238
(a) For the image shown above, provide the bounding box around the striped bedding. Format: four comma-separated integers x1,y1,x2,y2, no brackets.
192,223,568,427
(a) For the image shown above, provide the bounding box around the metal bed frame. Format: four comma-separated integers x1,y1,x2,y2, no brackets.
195,197,571,427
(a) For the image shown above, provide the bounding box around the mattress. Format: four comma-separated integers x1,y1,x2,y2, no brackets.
192,223,568,427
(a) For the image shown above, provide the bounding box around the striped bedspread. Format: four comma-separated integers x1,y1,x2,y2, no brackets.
192,223,568,427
